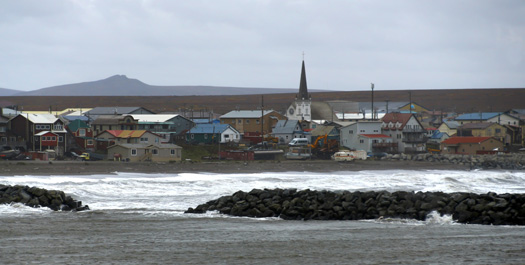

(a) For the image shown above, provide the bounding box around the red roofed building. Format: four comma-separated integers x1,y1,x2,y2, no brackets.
381,113,427,153
441,136,504,155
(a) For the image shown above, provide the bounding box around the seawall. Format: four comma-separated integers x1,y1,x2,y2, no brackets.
186,188,525,225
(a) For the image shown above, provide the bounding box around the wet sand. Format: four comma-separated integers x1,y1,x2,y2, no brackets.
0,159,470,176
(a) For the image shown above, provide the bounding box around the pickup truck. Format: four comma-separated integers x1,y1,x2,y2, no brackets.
78,152,105,161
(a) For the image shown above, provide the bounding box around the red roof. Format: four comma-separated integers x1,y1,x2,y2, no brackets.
441,136,493,145
360,134,391,138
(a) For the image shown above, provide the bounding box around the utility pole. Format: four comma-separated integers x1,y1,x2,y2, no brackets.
261,95,264,144
371,83,374,120
408,91,413,114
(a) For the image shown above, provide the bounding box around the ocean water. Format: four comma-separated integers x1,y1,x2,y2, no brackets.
1,169,525,264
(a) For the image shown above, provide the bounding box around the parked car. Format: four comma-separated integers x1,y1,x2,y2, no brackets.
367,152,388,159
288,138,309,147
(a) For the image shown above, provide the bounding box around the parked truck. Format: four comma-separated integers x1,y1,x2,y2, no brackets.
78,152,105,161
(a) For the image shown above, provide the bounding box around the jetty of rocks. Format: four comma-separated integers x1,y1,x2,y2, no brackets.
384,153,525,170
0,184,89,211
186,188,525,225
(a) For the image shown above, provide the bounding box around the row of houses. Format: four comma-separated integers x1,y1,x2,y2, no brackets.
1,103,525,161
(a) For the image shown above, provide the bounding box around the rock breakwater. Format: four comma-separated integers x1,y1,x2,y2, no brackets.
384,153,525,170
186,188,525,225
0,184,89,211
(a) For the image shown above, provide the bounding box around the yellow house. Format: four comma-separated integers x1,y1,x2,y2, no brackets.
457,122,507,144
437,121,460,136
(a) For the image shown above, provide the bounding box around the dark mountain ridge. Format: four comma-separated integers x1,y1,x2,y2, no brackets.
9,75,302,96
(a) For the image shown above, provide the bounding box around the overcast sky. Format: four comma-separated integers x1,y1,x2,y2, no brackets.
1,0,524,92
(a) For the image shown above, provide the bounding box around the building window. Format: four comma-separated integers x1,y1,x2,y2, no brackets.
51,136,56,141
152,149,158,155
256,119,260,124
360,139,364,143
238,119,242,124
191,134,194,139
171,149,175,155
58,136,63,142
131,149,137,156
79,129,86,136
349,130,353,134
360,130,365,133
204,134,208,139
87,139,93,145
246,119,250,124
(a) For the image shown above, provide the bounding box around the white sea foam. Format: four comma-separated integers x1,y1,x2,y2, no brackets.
2,169,525,216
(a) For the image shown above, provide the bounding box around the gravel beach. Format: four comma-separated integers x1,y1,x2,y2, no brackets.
0,159,470,176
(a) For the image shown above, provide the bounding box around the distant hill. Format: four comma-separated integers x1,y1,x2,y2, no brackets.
14,75,304,96
0,87,21,96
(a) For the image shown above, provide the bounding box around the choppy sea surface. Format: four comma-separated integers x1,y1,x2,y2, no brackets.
1,169,525,264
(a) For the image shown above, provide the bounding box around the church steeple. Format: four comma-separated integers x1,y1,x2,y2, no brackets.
297,60,310,100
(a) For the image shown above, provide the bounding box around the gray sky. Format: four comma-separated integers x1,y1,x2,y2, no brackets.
1,0,524,92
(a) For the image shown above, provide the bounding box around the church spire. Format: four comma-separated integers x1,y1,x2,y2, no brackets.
297,60,310,100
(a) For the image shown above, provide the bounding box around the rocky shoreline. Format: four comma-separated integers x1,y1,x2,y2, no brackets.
382,153,525,170
186,188,525,225
0,184,89,211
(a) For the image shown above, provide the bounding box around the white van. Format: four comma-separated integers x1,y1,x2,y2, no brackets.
288,138,309,147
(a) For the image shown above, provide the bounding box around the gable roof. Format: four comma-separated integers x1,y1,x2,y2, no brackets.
188,124,236,134
430,131,449,139
441,136,494,145
310,125,337,136
103,130,148,138
20,113,59,124
67,119,90,132
441,120,460,129
455,112,501,121
272,120,301,134
130,114,190,123
381,113,415,129
220,110,276,119
86,107,154,115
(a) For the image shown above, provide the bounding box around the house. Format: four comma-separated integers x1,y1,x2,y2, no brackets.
437,120,460,137
186,124,240,144
441,136,504,155
95,130,163,150
456,122,507,144
310,124,338,143
91,115,139,136
107,143,182,162
381,113,426,153
130,114,194,143
271,120,307,144
66,119,95,150
33,131,60,151
7,113,68,155
220,110,286,135
340,121,395,153
427,130,450,151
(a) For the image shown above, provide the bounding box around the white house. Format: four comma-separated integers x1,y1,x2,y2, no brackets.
339,121,394,153
381,113,427,153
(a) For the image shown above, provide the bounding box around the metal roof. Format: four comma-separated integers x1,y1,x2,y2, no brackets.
455,112,501,121
188,124,235,134
220,110,275,119
130,114,183,123
272,120,301,134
